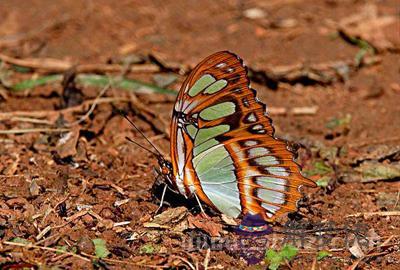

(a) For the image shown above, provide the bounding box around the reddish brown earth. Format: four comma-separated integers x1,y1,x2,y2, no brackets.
0,1,399,269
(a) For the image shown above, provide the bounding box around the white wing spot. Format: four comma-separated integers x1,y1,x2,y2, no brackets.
256,176,286,191
252,124,264,130
242,98,250,108
216,62,227,68
244,140,258,147
248,147,270,157
254,156,279,166
246,113,257,122
267,167,289,177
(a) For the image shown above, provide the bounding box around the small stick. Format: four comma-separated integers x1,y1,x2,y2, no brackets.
35,225,51,241
3,241,91,262
310,256,317,270
291,106,318,115
10,116,53,125
203,249,211,270
267,106,318,116
171,255,196,270
79,252,171,268
35,233,61,246
113,221,131,227
88,210,103,221
346,211,400,218
393,191,399,210
0,97,130,121
110,183,126,195
0,53,160,74
0,128,69,134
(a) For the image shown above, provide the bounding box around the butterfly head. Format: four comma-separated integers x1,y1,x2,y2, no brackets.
157,155,174,185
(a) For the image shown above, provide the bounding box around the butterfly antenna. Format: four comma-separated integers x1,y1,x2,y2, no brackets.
119,110,163,157
125,136,160,157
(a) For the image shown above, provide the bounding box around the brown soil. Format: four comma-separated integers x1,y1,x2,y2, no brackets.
0,1,399,269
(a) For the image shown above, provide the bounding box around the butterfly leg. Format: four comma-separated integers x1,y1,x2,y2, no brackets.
155,184,168,215
194,193,210,219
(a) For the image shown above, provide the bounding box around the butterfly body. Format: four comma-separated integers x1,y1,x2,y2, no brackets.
159,51,315,221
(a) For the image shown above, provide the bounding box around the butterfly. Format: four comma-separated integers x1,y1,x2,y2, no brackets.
126,51,316,221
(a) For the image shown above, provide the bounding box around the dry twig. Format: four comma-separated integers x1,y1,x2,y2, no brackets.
3,241,91,262
0,53,160,74
0,128,69,135
0,97,130,122
346,211,400,218
203,249,211,270
268,106,318,116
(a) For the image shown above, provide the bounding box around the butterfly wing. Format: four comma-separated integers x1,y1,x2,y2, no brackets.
170,51,316,221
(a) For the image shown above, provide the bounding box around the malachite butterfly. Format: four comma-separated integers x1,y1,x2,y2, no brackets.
151,51,316,221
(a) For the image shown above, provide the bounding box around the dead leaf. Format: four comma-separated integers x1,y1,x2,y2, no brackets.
150,206,188,226
351,144,400,165
56,127,80,158
187,215,223,237
29,179,40,196
356,161,400,182
221,214,238,226
349,240,365,258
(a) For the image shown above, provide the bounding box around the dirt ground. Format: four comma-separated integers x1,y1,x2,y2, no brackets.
0,0,399,269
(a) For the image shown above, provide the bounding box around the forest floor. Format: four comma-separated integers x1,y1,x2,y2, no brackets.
0,0,399,269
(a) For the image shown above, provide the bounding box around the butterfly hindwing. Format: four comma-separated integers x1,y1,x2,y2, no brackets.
170,51,316,221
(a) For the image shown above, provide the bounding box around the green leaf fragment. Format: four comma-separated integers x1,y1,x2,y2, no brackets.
265,249,282,270
316,176,331,187
325,114,351,129
10,237,31,245
317,250,331,261
9,73,176,95
12,65,32,73
76,74,176,95
12,75,62,91
280,244,298,260
265,244,298,270
355,49,368,67
92,238,110,258
139,243,157,254
55,245,68,255
304,161,333,177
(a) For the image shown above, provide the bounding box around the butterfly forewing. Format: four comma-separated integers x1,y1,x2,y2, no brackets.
170,51,316,221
